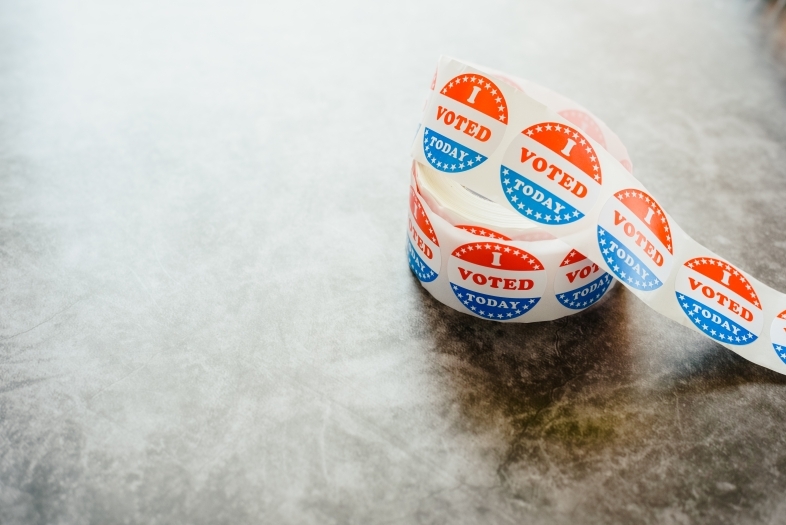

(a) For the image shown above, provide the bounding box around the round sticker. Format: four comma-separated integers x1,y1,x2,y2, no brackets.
675,258,763,345
407,187,441,282
597,189,674,291
423,74,508,174
554,249,614,310
501,122,602,225
771,310,786,365
448,242,546,320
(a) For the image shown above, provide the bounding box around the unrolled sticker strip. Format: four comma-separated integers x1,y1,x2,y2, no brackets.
407,56,786,375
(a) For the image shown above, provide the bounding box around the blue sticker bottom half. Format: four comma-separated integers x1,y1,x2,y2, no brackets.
597,227,663,291
773,344,786,365
500,166,583,224
557,273,613,310
423,127,486,173
407,238,438,282
676,292,757,345
450,283,539,320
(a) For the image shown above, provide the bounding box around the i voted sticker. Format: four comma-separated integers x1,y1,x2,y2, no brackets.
675,258,763,345
422,74,508,173
407,186,441,282
554,250,613,310
501,122,602,225
597,189,674,291
448,242,546,320
771,310,786,365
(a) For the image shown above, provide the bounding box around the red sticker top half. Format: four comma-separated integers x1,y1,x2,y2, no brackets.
523,122,602,184
685,257,761,309
614,189,673,254
441,74,508,123
451,243,543,272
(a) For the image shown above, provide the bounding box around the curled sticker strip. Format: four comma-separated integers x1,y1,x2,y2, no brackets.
407,56,786,375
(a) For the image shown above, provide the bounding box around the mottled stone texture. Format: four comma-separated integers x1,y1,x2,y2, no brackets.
1,0,786,524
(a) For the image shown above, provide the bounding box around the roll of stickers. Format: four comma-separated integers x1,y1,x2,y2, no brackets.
409,164,616,322
407,56,786,375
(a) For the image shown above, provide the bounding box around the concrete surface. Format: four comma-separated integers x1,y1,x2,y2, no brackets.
2,0,786,523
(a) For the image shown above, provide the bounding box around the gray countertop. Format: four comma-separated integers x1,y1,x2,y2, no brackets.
2,0,786,524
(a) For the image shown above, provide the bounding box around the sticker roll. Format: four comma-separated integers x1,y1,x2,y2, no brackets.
409,162,616,323
407,56,786,375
